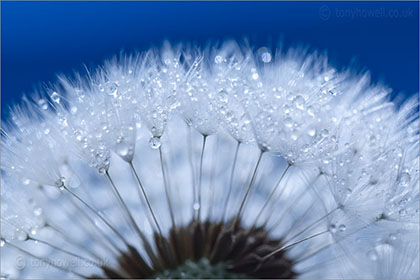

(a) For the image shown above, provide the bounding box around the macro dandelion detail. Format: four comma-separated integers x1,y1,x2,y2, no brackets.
0,41,419,279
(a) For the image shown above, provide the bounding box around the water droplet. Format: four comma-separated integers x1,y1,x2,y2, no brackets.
38,99,48,110
307,106,315,117
302,144,310,153
328,88,338,96
283,104,291,115
258,48,272,63
116,141,133,161
116,143,128,156
339,224,346,232
22,178,30,185
214,55,223,64
284,117,293,128
329,223,337,233
193,202,200,210
55,178,65,188
74,131,82,141
105,82,119,97
398,172,411,187
307,128,316,137
70,106,78,114
367,250,378,261
167,96,180,110
394,147,403,158
320,129,329,138
389,233,398,241
293,95,306,110
16,230,28,241
50,92,60,103
98,166,107,174
252,73,259,80
33,207,42,216
0,240,4,247
149,136,161,149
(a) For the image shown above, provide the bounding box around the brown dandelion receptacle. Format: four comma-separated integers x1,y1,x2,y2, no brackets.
98,220,296,279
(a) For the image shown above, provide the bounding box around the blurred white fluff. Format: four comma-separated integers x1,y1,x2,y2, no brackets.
1,41,418,279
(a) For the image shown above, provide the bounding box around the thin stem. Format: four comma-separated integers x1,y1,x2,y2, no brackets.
285,206,339,244
27,237,102,268
221,141,241,222
63,185,130,248
39,185,120,257
297,217,379,263
267,173,321,233
282,203,314,239
196,134,208,221
187,124,197,220
105,170,159,268
206,136,220,221
45,222,107,262
159,146,176,229
128,162,163,236
2,238,88,278
261,230,328,261
105,170,143,238
232,149,264,229
252,163,291,226
63,192,123,256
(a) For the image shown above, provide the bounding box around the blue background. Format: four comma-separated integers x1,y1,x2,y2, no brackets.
1,1,419,119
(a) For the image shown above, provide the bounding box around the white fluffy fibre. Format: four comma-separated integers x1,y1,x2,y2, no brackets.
1,41,419,279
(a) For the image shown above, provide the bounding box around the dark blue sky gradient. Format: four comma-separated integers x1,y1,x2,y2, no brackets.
1,1,419,119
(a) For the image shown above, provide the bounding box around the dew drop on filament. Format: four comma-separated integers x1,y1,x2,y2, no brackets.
307,128,316,137
70,106,78,114
38,99,48,110
293,95,306,110
50,92,60,103
106,82,119,97
398,172,411,187
329,223,337,233
116,141,133,161
320,129,329,138
33,207,42,216
149,136,161,149
284,117,293,128
16,230,28,241
389,233,398,241
214,55,223,64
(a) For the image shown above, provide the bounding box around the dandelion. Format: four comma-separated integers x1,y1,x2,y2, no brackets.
1,41,418,279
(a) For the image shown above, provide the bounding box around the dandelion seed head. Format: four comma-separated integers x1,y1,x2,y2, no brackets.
1,41,418,279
